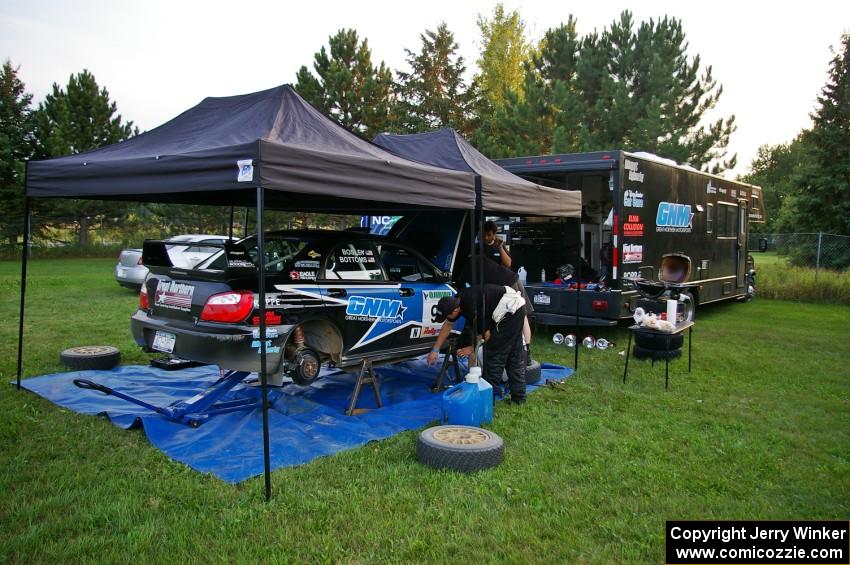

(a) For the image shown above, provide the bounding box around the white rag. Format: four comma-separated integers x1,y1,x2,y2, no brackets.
492,286,526,323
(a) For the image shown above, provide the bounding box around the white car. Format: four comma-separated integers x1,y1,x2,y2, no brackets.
115,234,235,288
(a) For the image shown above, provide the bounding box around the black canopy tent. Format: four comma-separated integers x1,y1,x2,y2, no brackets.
20,85,578,498
373,129,585,368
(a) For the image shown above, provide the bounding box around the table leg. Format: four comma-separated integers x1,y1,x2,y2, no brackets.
623,330,632,383
665,333,670,390
688,326,692,373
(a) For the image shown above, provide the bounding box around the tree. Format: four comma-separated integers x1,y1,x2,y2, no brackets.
474,3,530,110
790,33,850,236
393,22,477,136
475,11,737,173
740,134,811,233
295,29,394,138
0,60,36,247
33,69,137,246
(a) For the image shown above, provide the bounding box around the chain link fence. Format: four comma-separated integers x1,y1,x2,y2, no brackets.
749,233,850,280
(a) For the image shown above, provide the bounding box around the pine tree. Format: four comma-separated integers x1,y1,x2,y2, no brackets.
394,23,476,136
0,60,36,247
33,69,137,246
295,29,394,138
792,33,850,235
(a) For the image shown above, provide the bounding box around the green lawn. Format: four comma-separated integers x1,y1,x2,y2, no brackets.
1,259,848,563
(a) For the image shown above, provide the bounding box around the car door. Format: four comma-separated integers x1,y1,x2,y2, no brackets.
320,239,404,359
378,243,455,350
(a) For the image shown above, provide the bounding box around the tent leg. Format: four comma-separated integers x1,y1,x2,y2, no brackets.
16,197,30,390
574,256,581,370
228,206,234,240
256,187,272,502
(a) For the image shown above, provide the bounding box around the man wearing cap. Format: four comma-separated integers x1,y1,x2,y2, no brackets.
426,284,527,404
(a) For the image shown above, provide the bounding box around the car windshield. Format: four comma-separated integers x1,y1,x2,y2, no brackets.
196,235,313,271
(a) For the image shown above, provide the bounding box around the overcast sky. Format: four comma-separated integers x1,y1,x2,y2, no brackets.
2,0,848,177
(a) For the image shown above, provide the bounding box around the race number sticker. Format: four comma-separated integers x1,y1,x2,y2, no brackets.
422,289,453,336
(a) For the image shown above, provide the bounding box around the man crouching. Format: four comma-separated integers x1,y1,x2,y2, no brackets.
426,284,527,404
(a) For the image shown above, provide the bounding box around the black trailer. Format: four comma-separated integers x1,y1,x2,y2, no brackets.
493,150,766,326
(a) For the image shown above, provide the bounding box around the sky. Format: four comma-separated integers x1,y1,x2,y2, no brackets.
2,0,848,178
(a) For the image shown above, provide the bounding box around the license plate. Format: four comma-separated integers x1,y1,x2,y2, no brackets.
533,294,551,305
152,331,176,353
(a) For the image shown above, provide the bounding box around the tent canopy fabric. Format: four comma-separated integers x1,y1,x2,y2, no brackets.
26,85,476,212
373,128,581,217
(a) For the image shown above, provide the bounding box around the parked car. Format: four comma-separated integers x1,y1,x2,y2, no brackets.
131,230,456,386
115,234,235,288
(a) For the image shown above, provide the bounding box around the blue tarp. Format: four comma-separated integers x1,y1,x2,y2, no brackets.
19,359,572,483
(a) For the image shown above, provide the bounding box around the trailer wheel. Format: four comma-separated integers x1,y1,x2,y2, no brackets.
634,333,684,351
679,291,695,323
633,344,682,361
416,425,504,472
525,359,542,384
60,346,121,370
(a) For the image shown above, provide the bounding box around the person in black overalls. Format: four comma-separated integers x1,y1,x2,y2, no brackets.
427,284,527,404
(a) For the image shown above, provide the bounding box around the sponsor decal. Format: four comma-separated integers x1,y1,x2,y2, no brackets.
623,214,644,237
623,189,644,208
154,280,195,311
423,289,454,328
307,250,321,259
289,270,317,281
237,159,253,182
706,181,717,194
227,259,255,268
623,244,644,264
410,327,421,339
264,295,284,307
338,248,374,264
250,340,281,354
422,326,439,336
623,270,640,280
731,189,737,198
294,260,320,269
252,328,279,339
656,202,694,233
624,159,645,183
345,295,406,322
533,293,551,306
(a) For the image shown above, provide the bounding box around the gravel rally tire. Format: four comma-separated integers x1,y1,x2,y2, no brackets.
633,344,682,361
416,425,504,472
60,346,121,370
633,333,684,351
525,359,542,384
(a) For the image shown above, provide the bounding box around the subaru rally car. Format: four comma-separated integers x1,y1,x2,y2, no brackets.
131,230,457,386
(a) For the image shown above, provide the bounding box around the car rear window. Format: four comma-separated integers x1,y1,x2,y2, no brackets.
198,236,313,271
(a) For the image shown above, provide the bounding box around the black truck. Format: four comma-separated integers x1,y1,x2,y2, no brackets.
493,150,765,326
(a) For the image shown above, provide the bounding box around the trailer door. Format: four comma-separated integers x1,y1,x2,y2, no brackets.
736,200,748,288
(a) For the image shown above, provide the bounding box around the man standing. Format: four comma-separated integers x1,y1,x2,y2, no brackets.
482,220,511,268
427,284,527,404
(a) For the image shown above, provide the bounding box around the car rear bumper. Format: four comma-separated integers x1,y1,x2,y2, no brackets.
116,265,149,286
131,310,291,373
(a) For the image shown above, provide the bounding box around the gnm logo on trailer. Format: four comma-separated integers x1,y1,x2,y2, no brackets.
346,296,406,320
656,202,694,233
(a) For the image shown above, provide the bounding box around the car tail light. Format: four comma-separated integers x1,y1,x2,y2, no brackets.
200,291,254,323
591,299,608,311
137,256,144,266
139,284,149,310
251,310,283,326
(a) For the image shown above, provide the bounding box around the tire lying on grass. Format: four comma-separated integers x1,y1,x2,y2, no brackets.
60,346,121,370
632,344,682,361
416,425,504,472
525,359,542,384
634,332,684,350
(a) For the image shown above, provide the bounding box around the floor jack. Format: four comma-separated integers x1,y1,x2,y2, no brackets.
73,370,261,427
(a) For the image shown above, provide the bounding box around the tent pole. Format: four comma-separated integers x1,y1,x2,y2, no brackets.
473,176,484,376
16,196,31,390
574,250,580,370
228,206,234,240
256,187,272,502
243,208,250,238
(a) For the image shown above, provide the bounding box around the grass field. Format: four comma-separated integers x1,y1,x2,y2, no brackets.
1,258,848,563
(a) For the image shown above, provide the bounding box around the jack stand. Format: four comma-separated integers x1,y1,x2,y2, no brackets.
345,358,382,416
430,341,462,392
73,369,259,427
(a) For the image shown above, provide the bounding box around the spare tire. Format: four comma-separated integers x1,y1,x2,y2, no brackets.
633,344,682,361
60,346,121,370
416,425,504,472
525,359,542,384
634,332,684,351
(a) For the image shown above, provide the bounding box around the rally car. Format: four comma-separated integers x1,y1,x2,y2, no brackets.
130,230,456,386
